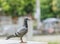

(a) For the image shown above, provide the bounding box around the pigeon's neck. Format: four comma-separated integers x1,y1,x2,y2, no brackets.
24,18,28,28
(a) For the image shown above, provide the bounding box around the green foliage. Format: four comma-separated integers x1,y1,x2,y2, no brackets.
40,0,53,20
1,0,60,19
48,42,59,44
0,0,36,17
2,2,10,11
41,0,60,20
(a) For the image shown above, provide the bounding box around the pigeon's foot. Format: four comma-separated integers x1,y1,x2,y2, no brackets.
20,42,27,43
20,41,27,44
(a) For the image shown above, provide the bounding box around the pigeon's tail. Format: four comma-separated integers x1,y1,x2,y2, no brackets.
6,35,16,40
6,32,19,40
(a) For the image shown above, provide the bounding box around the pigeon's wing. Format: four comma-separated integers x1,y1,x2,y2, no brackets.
16,27,28,37
19,28,27,34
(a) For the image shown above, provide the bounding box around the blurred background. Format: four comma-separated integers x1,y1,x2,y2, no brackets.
0,0,60,44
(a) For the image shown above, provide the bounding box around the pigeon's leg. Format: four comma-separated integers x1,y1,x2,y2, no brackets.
20,37,23,43
20,37,27,43
6,35,15,40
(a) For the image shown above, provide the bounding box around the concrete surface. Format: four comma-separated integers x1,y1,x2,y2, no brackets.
0,35,59,44
0,40,47,44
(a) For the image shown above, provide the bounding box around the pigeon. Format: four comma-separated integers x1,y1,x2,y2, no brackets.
6,17,29,43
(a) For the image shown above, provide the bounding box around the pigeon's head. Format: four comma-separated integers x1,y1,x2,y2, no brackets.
25,18,31,21
25,18,29,21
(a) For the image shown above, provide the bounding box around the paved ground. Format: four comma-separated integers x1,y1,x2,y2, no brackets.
32,35,58,42
33,35,60,43
0,40,47,44
0,35,59,42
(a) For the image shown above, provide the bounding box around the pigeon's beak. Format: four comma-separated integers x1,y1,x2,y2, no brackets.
27,13,36,20
31,16,36,20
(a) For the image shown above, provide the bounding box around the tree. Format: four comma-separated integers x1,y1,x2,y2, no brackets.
40,0,53,20
52,0,60,18
0,0,36,17
40,0,60,20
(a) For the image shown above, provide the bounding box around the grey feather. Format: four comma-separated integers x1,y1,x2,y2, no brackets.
6,17,29,41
